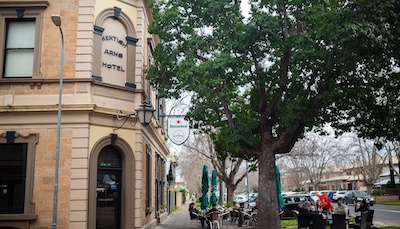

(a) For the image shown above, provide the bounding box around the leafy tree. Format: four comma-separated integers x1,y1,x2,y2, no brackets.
148,0,400,227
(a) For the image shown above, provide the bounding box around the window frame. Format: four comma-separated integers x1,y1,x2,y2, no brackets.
3,19,36,78
146,144,153,215
0,2,47,79
0,143,28,214
0,132,38,224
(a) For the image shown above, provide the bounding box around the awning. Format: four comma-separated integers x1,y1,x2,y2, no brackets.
374,178,400,186
379,169,399,177
176,185,188,192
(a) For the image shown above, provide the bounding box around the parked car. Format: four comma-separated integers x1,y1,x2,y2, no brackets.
280,194,317,219
248,196,258,208
310,190,337,201
343,190,374,206
233,194,248,204
316,190,337,200
309,191,322,195
332,190,347,201
282,191,300,196
249,193,258,199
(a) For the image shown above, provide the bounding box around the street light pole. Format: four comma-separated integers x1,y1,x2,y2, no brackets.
246,160,249,208
51,14,64,229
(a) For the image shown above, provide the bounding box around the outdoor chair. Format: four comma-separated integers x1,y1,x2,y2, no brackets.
218,211,230,228
349,211,368,229
229,209,239,224
293,210,311,229
251,210,258,229
189,211,203,228
331,214,346,229
366,210,374,229
310,213,325,229
241,210,253,227
205,211,221,229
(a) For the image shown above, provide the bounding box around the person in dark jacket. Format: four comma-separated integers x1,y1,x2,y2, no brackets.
354,198,370,223
189,202,206,228
355,199,370,212
297,201,313,227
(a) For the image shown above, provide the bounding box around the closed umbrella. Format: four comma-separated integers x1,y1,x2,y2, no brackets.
210,169,218,205
200,165,209,210
276,166,285,211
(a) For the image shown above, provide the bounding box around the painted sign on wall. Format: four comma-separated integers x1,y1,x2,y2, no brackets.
101,18,127,86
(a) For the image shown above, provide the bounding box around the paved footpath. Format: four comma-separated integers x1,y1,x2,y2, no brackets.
154,202,295,229
155,202,400,229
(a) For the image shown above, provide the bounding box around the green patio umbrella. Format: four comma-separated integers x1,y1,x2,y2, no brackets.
200,165,209,210
276,165,285,211
210,169,218,205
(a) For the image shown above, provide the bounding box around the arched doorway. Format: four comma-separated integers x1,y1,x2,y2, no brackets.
96,146,122,229
88,135,135,229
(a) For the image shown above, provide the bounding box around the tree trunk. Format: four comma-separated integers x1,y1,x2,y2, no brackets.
257,149,281,229
389,155,396,188
366,186,372,195
226,183,235,204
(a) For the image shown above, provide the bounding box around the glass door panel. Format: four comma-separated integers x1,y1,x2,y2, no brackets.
96,169,121,229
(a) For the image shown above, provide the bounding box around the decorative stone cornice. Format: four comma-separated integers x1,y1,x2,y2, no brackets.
0,1,49,8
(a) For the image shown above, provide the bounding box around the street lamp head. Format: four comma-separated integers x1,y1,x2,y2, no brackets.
51,14,62,27
135,99,155,126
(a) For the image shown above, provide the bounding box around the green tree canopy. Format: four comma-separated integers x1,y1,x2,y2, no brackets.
148,0,400,227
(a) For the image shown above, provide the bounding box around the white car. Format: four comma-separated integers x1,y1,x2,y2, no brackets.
233,195,248,204
310,191,322,195
332,190,347,201
248,195,258,208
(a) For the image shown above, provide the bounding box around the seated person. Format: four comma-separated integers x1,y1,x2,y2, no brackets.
314,199,322,212
205,203,220,228
297,201,313,227
354,199,370,223
189,202,206,228
252,200,258,211
230,204,240,223
334,197,348,215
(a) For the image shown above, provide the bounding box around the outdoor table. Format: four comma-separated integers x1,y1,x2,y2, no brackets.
322,213,355,227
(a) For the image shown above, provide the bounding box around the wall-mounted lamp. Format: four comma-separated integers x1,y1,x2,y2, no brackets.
115,99,155,130
136,99,155,125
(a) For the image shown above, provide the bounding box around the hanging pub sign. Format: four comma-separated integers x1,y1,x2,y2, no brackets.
167,117,190,145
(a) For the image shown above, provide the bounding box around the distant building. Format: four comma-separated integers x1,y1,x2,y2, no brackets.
281,157,399,192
